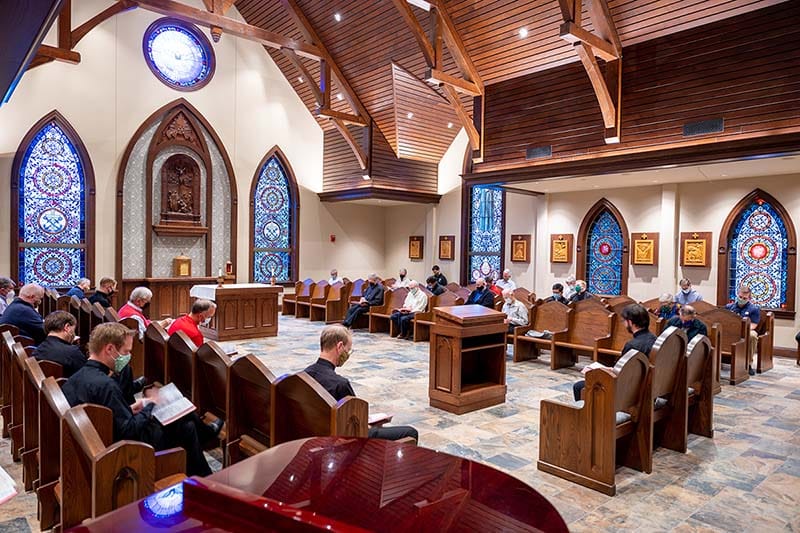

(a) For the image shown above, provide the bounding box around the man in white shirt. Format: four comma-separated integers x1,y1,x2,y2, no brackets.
564,275,577,300
328,269,342,285
390,281,428,340
674,278,704,305
392,268,411,289
0,277,16,316
495,269,517,291
501,289,528,333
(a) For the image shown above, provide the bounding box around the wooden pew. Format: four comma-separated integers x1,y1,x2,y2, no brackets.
60,404,186,530
368,287,408,335
118,316,145,379
225,354,275,466
512,300,570,363
445,282,461,293
686,335,715,439
21,357,62,492
505,291,534,343
103,306,119,323
9,342,30,462
89,301,106,331
547,300,612,369
697,308,750,385
0,324,19,425
298,280,329,319
37,376,70,531
194,342,232,449
755,311,774,373
56,294,72,312
348,278,366,304
310,281,352,323
166,330,197,398
283,278,314,316
77,299,93,351
605,295,636,314
144,322,170,385
595,312,664,366
270,372,368,446
413,291,464,342
538,349,652,496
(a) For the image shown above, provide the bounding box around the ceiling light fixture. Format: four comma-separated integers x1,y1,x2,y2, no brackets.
334,12,342,22
336,93,343,101
298,76,303,82
362,174,371,180
519,28,528,38
407,112,414,119
447,122,453,128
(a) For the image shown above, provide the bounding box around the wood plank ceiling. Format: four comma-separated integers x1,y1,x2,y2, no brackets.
235,0,787,165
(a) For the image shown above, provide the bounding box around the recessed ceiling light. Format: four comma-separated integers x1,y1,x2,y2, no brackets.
721,173,728,177
447,122,453,128
334,12,342,22
652,180,659,183
519,28,528,38
407,112,414,119
362,174,371,180
593,185,599,189
336,93,343,101
297,76,303,82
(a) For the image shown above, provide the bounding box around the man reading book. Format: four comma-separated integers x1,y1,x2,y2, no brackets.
304,325,418,442
62,323,219,476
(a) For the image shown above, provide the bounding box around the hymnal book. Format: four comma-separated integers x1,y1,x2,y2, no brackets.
525,329,552,339
368,412,394,426
151,383,196,426
581,361,610,374
218,342,238,356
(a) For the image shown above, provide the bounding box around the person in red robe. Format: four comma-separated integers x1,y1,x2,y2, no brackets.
167,299,217,347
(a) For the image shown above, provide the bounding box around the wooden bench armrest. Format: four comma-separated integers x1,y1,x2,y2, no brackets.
551,329,569,342
596,336,613,349
514,325,534,336
155,447,187,479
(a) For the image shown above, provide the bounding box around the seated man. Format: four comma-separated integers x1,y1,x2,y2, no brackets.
563,275,577,300
425,276,445,296
495,269,517,291
666,305,708,340
304,325,418,442
390,281,428,340
168,299,216,347
118,286,172,339
501,289,528,333
65,278,91,299
328,269,342,285
466,278,495,308
89,277,117,308
393,268,411,289
0,277,16,315
568,280,592,303
657,293,679,320
342,274,384,328
431,265,447,287
34,311,86,377
725,285,760,376
674,278,703,305
545,283,569,305
0,283,45,343
62,323,219,476
573,304,657,401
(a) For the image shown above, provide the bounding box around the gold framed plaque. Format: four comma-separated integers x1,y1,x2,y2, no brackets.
173,254,191,277
511,234,531,263
409,236,424,260
438,235,455,261
680,232,712,267
550,234,573,263
632,232,659,266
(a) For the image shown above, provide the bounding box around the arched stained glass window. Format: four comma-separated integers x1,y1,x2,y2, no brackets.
12,113,93,287
251,150,299,283
467,185,504,281
726,195,791,309
585,210,624,295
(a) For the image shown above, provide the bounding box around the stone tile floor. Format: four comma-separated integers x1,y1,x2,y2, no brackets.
1,315,799,531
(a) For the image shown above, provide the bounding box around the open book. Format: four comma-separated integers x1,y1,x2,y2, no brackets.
368,412,394,426
151,383,197,426
525,329,552,339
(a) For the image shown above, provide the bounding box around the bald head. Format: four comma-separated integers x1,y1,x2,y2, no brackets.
475,277,486,288
409,280,419,289
19,283,44,306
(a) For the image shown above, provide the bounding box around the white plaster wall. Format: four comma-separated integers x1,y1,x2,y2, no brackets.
504,193,538,291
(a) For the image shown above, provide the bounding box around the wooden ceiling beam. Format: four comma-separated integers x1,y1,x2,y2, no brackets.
574,42,615,128
35,44,80,64
588,0,622,56
437,5,483,92
316,108,368,127
58,0,72,49
425,68,481,96
282,48,322,105
132,0,323,60
331,118,368,170
430,7,442,69
72,1,136,47
392,0,435,67
560,21,618,62
442,84,479,151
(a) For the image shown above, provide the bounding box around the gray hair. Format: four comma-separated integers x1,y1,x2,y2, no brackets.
659,292,673,303
502,289,514,298
191,299,217,314
367,273,378,281
0,277,14,290
129,286,153,302
78,278,91,288
409,280,419,289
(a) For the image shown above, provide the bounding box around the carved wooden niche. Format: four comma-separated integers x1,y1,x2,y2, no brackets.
160,153,201,225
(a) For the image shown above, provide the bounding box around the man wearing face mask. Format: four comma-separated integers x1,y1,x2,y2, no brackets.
34,311,86,377
674,278,703,305
466,277,496,308
118,286,173,339
0,277,16,315
666,305,707,341
725,285,760,376
392,268,411,289
342,274,384,328
656,292,679,320
425,276,446,296
568,280,593,303
572,304,656,401
545,283,569,304
168,299,216,347
389,281,428,340
0,283,45,343
89,277,117,308
501,289,529,333
304,325,418,442
63,323,217,476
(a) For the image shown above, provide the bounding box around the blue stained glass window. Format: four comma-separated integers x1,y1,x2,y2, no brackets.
253,156,294,283
586,210,623,295
18,122,87,287
144,19,214,90
468,185,503,281
727,199,789,309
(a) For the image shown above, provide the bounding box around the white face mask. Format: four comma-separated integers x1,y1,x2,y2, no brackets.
682,288,691,294
201,316,212,326
6,290,14,301
505,298,513,304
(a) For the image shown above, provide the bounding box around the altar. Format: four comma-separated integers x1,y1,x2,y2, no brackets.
189,283,282,341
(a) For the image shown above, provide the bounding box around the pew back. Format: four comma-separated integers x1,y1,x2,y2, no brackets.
226,355,275,465
166,330,197,398
531,300,569,333
194,342,232,421
144,322,170,385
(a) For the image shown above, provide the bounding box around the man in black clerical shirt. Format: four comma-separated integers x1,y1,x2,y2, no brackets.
466,277,495,308
426,276,446,296
544,283,569,305
431,265,448,287
62,323,217,476
573,304,657,401
88,277,117,308
342,273,384,328
666,305,707,341
34,311,86,377
304,325,418,442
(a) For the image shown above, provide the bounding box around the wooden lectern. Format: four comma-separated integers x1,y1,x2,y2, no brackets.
429,304,507,414
190,283,283,341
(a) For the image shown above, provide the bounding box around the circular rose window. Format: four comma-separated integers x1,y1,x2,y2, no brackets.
143,18,215,91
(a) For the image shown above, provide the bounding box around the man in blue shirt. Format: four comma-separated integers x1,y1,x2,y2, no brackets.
674,278,704,306
0,283,45,344
725,285,760,375
466,277,495,308
65,278,91,299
